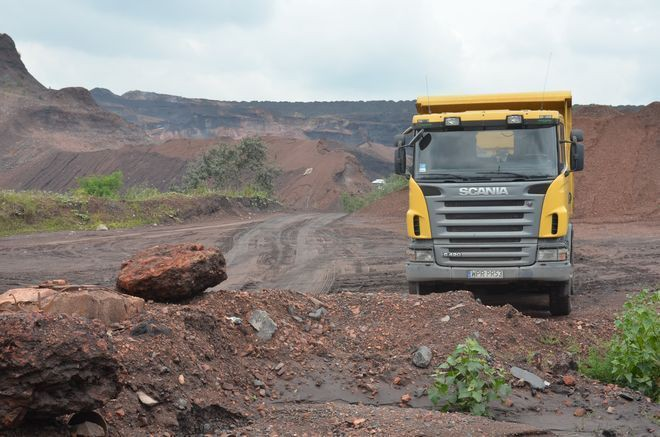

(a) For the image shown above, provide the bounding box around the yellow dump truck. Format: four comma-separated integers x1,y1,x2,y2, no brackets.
394,91,584,315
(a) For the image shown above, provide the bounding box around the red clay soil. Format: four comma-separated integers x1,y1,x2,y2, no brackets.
357,187,408,218
143,135,373,210
0,34,147,173
4,288,656,435
572,104,660,222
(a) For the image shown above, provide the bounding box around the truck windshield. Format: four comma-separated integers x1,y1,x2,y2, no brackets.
414,125,559,180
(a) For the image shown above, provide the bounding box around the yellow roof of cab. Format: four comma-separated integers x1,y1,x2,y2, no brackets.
416,91,572,115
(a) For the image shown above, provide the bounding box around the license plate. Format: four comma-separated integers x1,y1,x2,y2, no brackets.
467,270,503,279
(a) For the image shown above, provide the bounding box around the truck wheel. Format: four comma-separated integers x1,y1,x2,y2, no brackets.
408,282,431,295
549,280,572,316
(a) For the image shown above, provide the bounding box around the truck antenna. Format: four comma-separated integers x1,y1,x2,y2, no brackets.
541,51,553,110
425,75,431,114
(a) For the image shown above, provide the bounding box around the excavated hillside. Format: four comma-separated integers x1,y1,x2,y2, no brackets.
91,88,413,145
0,34,147,173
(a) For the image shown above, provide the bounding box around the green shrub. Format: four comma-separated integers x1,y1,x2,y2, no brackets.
580,289,659,401
340,174,407,213
429,338,511,416
179,137,280,195
76,171,123,198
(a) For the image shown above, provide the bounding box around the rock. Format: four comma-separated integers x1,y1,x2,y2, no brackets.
562,375,576,386
0,312,120,429
510,366,550,390
174,398,188,410
253,379,265,388
70,421,106,436
308,307,328,320
178,374,185,385
225,316,242,325
137,391,159,407
95,224,109,231
607,406,616,414
249,310,277,341
116,243,227,302
0,287,58,312
44,288,144,324
440,315,450,322
0,287,144,324
39,279,67,287
412,346,432,368
130,320,172,337
574,407,586,417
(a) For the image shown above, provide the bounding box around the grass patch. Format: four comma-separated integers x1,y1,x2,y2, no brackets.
539,334,561,346
340,174,408,213
0,189,273,237
580,289,659,401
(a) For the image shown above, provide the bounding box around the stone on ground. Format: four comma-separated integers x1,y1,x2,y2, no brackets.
0,287,144,324
0,312,120,429
249,309,278,340
116,243,227,302
43,288,144,324
412,345,433,368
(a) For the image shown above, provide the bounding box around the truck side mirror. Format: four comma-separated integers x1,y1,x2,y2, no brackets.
571,129,584,142
570,142,584,172
394,147,407,175
419,133,432,150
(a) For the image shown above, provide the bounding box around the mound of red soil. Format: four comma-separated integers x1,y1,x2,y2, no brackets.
358,187,408,218
0,34,147,173
573,104,660,222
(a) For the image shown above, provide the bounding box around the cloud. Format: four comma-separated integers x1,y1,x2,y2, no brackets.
2,0,659,103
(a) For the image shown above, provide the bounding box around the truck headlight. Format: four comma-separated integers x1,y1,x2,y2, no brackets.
408,249,434,262
537,248,569,262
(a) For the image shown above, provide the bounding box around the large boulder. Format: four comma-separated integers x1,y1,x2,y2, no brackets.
0,287,144,324
116,243,227,302
0,312,120,429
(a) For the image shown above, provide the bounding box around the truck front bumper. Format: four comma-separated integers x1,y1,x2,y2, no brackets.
406,261,572,283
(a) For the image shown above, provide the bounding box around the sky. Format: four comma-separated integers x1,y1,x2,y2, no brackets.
2,0,659,104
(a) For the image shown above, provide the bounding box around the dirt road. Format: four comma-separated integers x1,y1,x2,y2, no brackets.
1,213,658,304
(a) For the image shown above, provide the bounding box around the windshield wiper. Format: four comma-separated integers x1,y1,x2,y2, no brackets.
475,171,550,180
416,173,470,182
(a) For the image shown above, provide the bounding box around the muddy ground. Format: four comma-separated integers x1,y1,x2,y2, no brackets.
0,213,658,436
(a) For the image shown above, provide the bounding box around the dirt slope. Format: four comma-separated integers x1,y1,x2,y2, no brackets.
91,88,414,145
573,104,660,221
0,34,147,172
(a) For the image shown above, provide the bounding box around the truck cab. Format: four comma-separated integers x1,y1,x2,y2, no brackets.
395,91,584,315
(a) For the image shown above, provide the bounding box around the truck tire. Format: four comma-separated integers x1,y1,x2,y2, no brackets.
408,282,432,295
549,280,572,316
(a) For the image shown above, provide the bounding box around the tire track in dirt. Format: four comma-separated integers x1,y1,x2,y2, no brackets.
218,213,345,293
0,218,264,290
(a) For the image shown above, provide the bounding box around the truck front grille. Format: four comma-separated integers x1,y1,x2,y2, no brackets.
431,195,539,267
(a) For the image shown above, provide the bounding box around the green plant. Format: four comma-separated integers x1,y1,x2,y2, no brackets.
581,289,659,401
539,334,561,345
179,137,280,195
429,338,511,416
76,171,124,198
